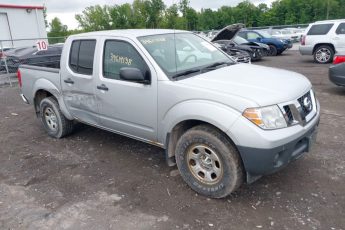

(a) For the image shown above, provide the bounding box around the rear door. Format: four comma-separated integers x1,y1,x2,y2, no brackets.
61,39,100,125
94,37,158,142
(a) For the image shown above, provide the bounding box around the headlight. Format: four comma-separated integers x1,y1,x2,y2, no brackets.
243,105,287,130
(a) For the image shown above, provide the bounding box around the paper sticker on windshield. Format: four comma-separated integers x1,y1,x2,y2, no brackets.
201,41,217,52
110,53,132,66
140,37,166,45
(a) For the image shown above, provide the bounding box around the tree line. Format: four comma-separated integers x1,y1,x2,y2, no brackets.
48,0,345,38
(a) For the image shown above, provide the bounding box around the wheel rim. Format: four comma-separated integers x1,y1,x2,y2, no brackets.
44,107,58,132
315,48,331,63
187,144,223,185
269,46,276,55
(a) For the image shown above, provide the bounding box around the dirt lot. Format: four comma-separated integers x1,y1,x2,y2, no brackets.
0,50,344,230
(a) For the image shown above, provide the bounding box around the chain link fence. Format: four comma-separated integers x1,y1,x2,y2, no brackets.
0,37,66,86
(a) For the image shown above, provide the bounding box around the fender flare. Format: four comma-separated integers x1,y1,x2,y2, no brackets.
32,78,73,120
160,100,242,146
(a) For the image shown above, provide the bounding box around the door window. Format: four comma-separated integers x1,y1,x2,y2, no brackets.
247,32,261,39
69,40,96,75
103,40,149,81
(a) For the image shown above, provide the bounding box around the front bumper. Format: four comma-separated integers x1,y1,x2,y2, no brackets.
229,98,320,183
237,118,319,181
286,42,293,49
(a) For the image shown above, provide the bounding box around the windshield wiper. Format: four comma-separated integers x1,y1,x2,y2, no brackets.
202,61,232,71
171,68,201,79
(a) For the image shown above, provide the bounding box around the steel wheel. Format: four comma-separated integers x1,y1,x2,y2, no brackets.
187,144,223,185
315,48,331,63
175,125,244,198
44,107,58,132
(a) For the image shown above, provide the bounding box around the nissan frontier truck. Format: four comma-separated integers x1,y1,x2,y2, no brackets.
18,30,320,198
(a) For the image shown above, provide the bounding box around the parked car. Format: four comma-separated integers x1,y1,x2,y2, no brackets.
300,19,345,64
271,29,299,42
4,44,63,72
238,29,292,56
211,24,269,61
329,54,345,86
284,28,306,41
18,29,320,198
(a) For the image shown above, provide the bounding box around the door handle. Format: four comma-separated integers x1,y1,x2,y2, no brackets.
64,78,74,84
97,84,109,91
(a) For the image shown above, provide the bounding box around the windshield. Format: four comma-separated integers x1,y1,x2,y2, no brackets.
138,33,232,79
257,31,272,38
233,36,249,44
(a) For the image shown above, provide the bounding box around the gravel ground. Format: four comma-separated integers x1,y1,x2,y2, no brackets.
0,50,344,230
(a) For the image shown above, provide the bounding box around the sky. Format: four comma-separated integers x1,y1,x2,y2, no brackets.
2,0,275,29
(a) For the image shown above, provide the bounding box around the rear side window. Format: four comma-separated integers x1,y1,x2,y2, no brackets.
307,24,334,35
69,40,96,75
336,23,345,34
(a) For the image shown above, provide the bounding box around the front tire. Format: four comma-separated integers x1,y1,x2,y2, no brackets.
314,45,334,64
175,125,244,198
268,45,278,56
39,97,74,138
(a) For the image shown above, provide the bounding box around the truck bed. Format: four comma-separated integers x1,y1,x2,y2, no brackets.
19,64,61,105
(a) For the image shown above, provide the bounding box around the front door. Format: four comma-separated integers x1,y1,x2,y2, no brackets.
95,38,158,141
61,39,100,125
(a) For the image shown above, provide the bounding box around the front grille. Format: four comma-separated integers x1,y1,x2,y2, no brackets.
297,91,313,117
280,90,317,127
283,105,294,125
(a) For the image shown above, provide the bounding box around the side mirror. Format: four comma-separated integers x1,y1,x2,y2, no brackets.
120,67,150,84
256,37,261,41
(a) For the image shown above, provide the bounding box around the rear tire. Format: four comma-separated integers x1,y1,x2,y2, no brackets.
268,45,278,56
175,125,244,198
39,97,74,138
314,45,334,64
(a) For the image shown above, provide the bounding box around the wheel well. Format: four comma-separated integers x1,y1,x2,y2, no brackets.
165,120,238,166
313,43,335,54
34,90,54,115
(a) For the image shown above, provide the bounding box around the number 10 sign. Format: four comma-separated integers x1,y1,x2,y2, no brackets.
36,40,48,51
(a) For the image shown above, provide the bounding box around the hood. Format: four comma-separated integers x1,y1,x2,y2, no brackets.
178,64,311,108
211,24,245,42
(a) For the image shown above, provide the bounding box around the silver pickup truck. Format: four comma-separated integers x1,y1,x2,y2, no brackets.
18,30,320,198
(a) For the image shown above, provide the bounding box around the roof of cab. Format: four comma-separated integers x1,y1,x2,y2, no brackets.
69,29,189,39
313,19,345,24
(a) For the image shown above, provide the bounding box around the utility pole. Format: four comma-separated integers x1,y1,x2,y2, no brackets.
326,0,330,20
